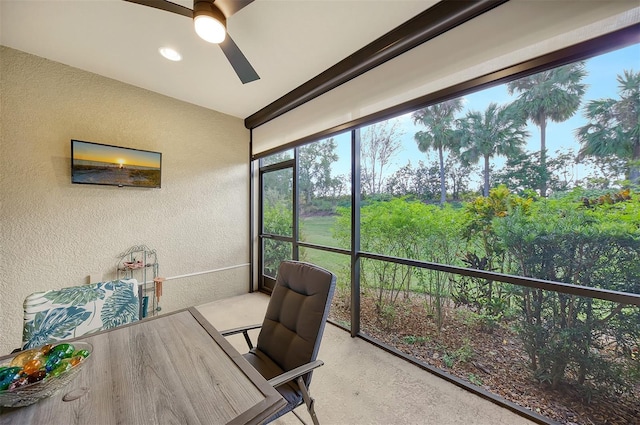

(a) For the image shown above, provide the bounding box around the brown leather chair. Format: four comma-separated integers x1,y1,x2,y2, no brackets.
222,260,336,424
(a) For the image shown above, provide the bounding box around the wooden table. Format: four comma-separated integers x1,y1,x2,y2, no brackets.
0,307,286,424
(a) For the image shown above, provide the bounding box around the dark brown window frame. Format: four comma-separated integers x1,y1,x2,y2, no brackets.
253,19,640,425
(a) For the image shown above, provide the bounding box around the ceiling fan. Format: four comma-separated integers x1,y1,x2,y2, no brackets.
124,0,259,84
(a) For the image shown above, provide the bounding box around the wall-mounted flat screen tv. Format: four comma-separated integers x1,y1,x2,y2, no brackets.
71,140,162,188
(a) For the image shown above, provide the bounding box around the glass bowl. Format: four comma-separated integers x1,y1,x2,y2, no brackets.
0,341,92,408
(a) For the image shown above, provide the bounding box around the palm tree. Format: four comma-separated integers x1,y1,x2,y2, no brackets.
507,62,586,197
412,98,464,205
457,103,529,196
576,70,640,185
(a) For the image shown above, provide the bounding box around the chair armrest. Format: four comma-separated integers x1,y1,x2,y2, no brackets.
267,360,324,388
220,323,262,336
220,324,262,349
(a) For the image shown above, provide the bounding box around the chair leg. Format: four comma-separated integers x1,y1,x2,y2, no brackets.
296,376,320,425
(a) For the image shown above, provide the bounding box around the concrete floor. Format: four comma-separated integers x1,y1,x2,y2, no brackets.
196,293,536,425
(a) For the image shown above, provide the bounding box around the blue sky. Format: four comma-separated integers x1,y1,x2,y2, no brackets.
329,42,640,186
73,140,161,168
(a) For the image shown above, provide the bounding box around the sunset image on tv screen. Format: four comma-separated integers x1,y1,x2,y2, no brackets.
71,140,161,188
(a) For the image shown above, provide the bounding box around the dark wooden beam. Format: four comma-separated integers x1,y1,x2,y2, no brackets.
244,0,510,129
251,23,640,161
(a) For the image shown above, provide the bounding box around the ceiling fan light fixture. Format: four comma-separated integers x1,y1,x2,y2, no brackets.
193,1,226,44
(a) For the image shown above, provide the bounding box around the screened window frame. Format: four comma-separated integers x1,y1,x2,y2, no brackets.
254,23,640,318
253,26,640,424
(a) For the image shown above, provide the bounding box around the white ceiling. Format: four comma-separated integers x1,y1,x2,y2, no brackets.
0,0,432,120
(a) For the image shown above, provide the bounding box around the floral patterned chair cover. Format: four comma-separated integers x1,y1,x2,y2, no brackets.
22,279,141,350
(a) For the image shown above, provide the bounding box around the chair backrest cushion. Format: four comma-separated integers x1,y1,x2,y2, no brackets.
256,261,336,381
22,279,140,349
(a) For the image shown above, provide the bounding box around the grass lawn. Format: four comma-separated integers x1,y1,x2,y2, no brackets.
299,215,350,283
300,215,341,247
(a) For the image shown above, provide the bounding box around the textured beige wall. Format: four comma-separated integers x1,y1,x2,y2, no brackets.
0,46,250,353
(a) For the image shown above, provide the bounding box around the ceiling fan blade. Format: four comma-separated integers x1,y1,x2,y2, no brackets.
123,0,193,18
214,0,254,18
219,34,260,84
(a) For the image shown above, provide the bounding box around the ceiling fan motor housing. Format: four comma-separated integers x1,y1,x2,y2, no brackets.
193,0,226,27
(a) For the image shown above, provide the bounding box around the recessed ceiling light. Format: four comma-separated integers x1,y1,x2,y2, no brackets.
159,47,182,62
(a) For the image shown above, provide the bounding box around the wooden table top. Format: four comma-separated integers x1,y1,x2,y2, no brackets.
0,307,285,425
